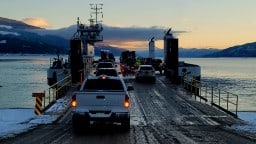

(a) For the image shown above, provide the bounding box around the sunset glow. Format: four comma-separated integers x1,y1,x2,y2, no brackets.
22,18,50,28
102,39,165,50
1,0,256,49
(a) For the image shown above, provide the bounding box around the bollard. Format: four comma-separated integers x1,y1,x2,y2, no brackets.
32,93,45,115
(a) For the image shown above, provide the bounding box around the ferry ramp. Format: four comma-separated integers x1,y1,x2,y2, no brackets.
1,74,256,144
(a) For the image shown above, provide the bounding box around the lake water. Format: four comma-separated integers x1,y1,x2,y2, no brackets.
0,55,255,111
181,58,256,111
0,54,52,108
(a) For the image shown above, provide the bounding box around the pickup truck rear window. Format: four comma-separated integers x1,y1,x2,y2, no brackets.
84,79,124,91
96,69,118,76
97,63,114,69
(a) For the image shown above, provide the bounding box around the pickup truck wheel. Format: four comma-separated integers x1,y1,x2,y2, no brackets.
73,116,90,134
72,115,81,134
121,119,130,131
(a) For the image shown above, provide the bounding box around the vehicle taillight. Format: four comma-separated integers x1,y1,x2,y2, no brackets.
124,95,130,108
71,95,77,107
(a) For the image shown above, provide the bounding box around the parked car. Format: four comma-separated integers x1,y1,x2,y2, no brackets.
71,75,133,133
94,68,120,77
135,65,156,83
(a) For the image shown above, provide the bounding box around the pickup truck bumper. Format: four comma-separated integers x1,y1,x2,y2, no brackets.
72,111,130,122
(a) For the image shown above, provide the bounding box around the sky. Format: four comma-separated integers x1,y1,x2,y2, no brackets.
1,0,256,49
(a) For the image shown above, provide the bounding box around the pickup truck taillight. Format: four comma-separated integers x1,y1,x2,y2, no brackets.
124,95,130,108
71,95,77,107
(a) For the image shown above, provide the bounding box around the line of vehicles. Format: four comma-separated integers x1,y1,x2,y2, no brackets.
70,50,162,133
92,50,160,83
71,60,132,133
119,50,163,77
47,46,200,134
49,5,200,134
61,4,179,134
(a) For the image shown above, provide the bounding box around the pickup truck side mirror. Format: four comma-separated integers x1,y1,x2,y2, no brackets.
127,85,134,91
77,84,81,90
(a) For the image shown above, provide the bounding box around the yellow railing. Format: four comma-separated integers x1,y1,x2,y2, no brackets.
181,76,238,118
41,75,72,112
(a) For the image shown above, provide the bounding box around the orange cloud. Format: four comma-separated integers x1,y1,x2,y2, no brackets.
22,18,50,28
102,39,165,50
103,40,148,50
155,40,164,49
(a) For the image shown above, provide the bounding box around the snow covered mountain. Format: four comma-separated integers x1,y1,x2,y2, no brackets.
136,48,220,58
1,17,256,57
0,17,69,54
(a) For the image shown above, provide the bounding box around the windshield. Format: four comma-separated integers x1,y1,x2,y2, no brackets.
96,70,118,76
84,79,124,91
97,63,113,68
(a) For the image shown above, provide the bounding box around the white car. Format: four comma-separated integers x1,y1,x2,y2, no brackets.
135,65,156,82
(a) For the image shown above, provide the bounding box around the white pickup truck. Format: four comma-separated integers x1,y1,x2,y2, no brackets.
71,75,133,133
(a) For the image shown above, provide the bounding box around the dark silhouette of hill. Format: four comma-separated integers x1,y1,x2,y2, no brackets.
205,42,256,57
136,48,220,58
0,17,68,54
0,17,40,29
94,45,127,56
1,17,256,57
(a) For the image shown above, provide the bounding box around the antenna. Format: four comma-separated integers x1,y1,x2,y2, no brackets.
89,4,103,25
73,4,104,44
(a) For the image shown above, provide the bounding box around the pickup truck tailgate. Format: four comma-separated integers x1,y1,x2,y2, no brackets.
75,91,125,107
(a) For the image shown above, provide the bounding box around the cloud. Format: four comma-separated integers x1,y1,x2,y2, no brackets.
22,18,50,28
103,40,148,49
102,25,166,41
35,24,185,49
99,25,187,49
100,25,168,49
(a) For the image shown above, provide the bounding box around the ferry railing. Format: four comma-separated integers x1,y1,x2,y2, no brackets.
181,76,238,118
42,75,72,112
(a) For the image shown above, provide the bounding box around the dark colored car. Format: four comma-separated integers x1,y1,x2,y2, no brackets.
151,59,163,74
95,68,119,77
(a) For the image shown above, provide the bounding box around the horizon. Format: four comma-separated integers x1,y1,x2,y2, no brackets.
1,0,256,50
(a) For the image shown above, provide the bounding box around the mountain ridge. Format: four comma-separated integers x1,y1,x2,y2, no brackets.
0,17,68,54
1,17,256,57
205,42,256,57
0,17,40,29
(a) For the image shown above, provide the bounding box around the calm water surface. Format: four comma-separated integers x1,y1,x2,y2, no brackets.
0,55,255,111
0,55,53,108
181,58,256,111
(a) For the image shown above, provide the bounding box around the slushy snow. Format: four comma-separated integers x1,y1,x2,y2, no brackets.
0,97,70,139
0,95,256,139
